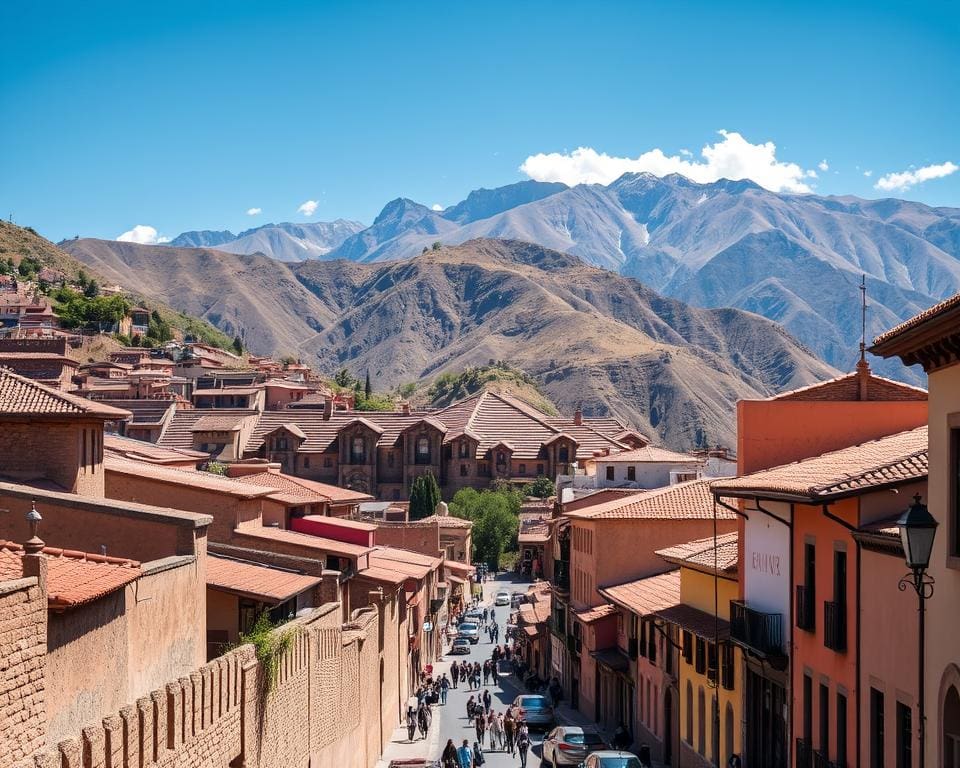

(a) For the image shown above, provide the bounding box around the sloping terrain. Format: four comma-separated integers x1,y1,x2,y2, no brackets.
63,237,837,448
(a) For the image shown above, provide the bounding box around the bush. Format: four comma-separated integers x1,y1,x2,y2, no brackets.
409,472,441,520
522,475,555,499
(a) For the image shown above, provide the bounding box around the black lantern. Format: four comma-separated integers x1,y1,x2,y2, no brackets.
897,494,938,570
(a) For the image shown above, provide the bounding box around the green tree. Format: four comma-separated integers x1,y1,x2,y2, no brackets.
471,501,519,569
83,279,100,298
431,241,442,251
333,368,354,388
409,472,441,520
364,370,372,400
232,335,244,355
522,475,555,499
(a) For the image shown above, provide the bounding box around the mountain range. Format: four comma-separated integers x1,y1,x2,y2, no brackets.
164,175,960,383
61,236,836,449
169,219,365,262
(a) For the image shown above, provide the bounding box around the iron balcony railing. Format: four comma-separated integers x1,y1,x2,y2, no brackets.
796,738,813,768
730,600,783,657
796,584,815,631
824,601,846,652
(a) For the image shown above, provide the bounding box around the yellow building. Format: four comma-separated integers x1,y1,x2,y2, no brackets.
654,532,742,768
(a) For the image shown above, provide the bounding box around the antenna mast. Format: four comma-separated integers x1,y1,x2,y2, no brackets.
859,274,867,363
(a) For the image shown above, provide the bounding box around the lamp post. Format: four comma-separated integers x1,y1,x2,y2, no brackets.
897,493,938,768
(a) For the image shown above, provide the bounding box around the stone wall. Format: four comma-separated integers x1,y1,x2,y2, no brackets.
0,577,46,766
17,603,389,768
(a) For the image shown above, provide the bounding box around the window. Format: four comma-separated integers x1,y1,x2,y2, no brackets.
460,464,468,477
519,463,526,475
870,688,885,768
497,451,506,465
627,465,636,482
798,541,816,631
606,466,615,481
706,643,716,683
81,428,87,468
537,463,544,475
803,674,813,744
416,436,430,463
647,620,657,663
834,549,847,608
837,692,847,767
276,437,288,450
896,702,912,768
558,445,569,463
324,456,333,468
459,440,469,458
695,637,706,674
640,619,648,659
302,456,310,468
819,683,829,756
351,436,365,463
952,427,960,556
682,631,693,663
697,686,706,756
685,681,694,744
720,643,735,691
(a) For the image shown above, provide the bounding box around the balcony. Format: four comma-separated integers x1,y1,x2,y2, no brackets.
796,584,815,631
553,559,570,591
566,633,582,655
730,600,783,658
796,738,812,768
824,601,846,652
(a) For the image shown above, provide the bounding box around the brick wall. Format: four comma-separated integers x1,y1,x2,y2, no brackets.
373,521,441,557
0,577,46,766
17,602,392,768
0,419,104,497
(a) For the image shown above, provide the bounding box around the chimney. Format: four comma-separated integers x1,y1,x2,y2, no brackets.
573,404,582,426
856,357,871,401
323,395,334,421
400,401,411,415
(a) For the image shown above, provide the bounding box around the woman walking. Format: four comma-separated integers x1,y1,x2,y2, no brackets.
482,688,492,714
417,701,430,740
489,709,504,751
443,739,459,768
517,722,530,768
406,705,417,742
474,708,487,747
503,709,516,755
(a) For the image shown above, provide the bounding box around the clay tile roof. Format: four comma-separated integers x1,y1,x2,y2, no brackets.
0,368,131,419
598,570,681,617
565,478,737,521
432,515,473,529
0,540,140,610
190,414,247,432
368,546,442,580
653,604,730,640
767,366,927,402
597,446,701,464
104,433,207,463
443,560,475,578
278,423,307,439
573,603,618,624
656,532,739,575
711,426,928,501
104,456,277,498
872,292,960,346
205,555,321,603
235,526,372,558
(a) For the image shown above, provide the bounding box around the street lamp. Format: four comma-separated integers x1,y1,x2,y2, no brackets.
897,493,938,768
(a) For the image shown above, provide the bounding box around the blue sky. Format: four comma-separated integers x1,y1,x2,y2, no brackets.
1,0,958,243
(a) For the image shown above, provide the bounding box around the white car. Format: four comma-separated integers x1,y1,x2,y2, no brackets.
449,637,472,655
494,590,511,606
457,622,480,643
542,727,608,766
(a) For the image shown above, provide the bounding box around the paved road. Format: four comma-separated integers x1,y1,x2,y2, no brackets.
378,573,548,768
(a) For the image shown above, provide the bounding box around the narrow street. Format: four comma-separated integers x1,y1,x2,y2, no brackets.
378,572,550,768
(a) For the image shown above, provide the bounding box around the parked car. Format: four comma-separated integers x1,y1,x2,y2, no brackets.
463,609,483,623
449,637,472,655
495,590,511,606
583,751,642,768
457,622,480,643
512,694,554,730
541,726,608,766
510,593,526,608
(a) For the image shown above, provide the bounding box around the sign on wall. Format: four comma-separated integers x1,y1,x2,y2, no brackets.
743,500,791,638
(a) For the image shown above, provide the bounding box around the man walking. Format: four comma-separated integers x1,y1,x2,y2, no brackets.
457,739,473,768
503,709,516,755
440,674,450,705
474,708,487,747
482,688,492,714
452,663,460,689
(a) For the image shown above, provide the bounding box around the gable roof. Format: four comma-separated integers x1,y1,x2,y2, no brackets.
0,367,131,419
157,408,258,450
872,292,960,346
191,414,248,432
711,426,928,502
767,364,927,402
656,532,739,575
565,478,736,521
233,471,373,504
104,434,206,464
0,540,141,611
596,446,701,464
96,399,177,426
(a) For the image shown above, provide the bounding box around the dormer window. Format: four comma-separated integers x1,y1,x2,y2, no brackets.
416,435,431,464
351,436,365,463
558,445,569,463
497,451,506,465
458,440,469,459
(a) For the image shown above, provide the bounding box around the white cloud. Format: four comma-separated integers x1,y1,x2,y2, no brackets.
519,130,816,193
874,161,958,192
818,159,829,172
297,200,319,217
246,207,262,216
116,225,170,244
863,170,873,178
431,203,443,211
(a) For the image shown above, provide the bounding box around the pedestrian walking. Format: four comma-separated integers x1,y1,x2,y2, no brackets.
443,739,459,768
406,706,417,742
490,710,504,751
473,742,486,767
474,710,486,746
491,661,499,685
417,701,429,739
457,739,473,768
482,688,492,714
504,710,516,755
482,607,489,623
517,723,530,768
467,695,477,719
452,663,460,689
482,660,491,686
440,674,450,705
473,662,481,688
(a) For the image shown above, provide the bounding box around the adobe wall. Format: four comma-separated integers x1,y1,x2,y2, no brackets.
0,577,46,766
0,419,104,497
18,602,390,768
373,520,441,556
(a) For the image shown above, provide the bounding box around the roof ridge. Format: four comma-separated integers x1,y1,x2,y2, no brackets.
491,391,560,433
809,446,929,494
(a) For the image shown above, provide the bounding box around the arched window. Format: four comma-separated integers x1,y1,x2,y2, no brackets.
458,440,469,458
351,436,364,463
686,681,694,744
945,684,960,767
497,451,506,465
416,435,430,463
725,702,734,764
698,686,706,756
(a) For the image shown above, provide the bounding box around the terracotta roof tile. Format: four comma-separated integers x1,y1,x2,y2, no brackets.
711,427,928,501
767,366,927,402
873,292,960,346
574,603,618,624
565,478,737,521
235,526,372,558
104,434,206,463
656,532,739,575
653,604,730,640
0,540,140,610
97,400,177,426
444,560,476,578
190,414,248,432
233,471,372,505
0,368,131,419
596,446,701,464
104,456,277,498
598,570,681,617
157,409,257,450
205,555,321,602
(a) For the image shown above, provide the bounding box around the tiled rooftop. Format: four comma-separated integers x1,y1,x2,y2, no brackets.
191,414,248,432
873,291,960,346
598,570,681,617
0,367,131,419
104,456,277,498
104,434,206,464
767,365,927,402
205,555,321,602
0,540,140,610
233,471,373,505
158,408,257,449
573,603,618,624
711,426,928,501
565,478,737,521
656,532,739,575
97,399,177,426
235,525,373,558
653,604,730,640
595,446,701,464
